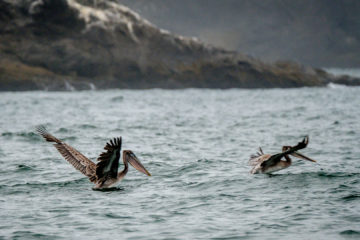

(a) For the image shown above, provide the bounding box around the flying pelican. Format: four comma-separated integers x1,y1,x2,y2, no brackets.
36,126,151,189
249,136,316,174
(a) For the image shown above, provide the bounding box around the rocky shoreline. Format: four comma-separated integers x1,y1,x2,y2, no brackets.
0,0,359,91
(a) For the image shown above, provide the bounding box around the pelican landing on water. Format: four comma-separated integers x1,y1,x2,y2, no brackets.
248,136,316,174
36,126,151,189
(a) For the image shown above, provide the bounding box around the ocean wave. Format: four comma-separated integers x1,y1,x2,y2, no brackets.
271,171,360,179
16,164,37,172
327,82,349,89
11,231,59,240
316,172,360,178
110,95,124,102
72,124,97,129
340,230,360,236
341,194,360,201
6,178,87,189
1,131,42,142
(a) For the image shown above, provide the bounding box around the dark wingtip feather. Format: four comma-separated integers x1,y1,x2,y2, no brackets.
103,137,122,151
35,125,61,143
118,137,122,150
258,147,264,155
96,137,123,178
35,125,48,135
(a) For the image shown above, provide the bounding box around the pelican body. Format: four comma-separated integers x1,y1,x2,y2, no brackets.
36,126,151,189
249,136,316,174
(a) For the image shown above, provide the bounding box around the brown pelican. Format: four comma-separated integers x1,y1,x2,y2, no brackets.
249,136,316,174
36,126,151,189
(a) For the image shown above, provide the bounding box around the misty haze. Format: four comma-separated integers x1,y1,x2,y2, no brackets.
119,0,360,68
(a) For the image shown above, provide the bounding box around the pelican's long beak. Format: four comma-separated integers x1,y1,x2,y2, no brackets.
290,151,316,162
128,153,151,176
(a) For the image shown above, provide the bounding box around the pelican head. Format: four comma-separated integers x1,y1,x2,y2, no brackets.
282,146,316,162
123,150,151,176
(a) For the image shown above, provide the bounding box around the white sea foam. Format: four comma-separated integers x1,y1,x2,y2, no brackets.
327,82,348,89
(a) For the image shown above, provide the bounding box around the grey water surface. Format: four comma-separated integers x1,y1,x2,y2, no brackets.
1,86,359,239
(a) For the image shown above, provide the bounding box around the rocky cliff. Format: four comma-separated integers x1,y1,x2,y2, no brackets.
0,0,358,91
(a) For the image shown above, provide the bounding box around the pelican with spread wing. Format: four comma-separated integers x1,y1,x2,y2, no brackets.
249,136,316,174
36,126,151,189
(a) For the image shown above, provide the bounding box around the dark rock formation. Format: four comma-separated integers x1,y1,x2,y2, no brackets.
0,0,358,91
331,75,360,86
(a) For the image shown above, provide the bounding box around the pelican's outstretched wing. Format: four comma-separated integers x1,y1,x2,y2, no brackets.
36,125,97,182
260,136,309,169
95,137,122,182
248,147,268,166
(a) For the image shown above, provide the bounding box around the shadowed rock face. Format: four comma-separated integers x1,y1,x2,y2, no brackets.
0,0,358,91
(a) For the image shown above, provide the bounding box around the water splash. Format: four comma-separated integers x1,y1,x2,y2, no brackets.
327,82,348,89
64,80,76,91
88,83,96,90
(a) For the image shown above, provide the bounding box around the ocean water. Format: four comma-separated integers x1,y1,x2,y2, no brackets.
326,68,360,78
0,86,360,239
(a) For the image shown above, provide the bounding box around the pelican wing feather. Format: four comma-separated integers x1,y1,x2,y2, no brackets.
36,125,97,182
248,147,268,166
95,137,122,181
260,136,309,169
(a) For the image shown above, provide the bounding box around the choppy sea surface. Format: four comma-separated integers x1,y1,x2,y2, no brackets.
1,85,360,239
